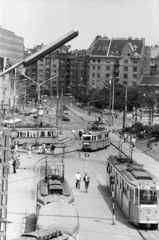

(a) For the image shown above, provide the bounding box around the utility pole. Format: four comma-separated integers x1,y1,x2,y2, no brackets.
56,86,59,128
0,129,10,240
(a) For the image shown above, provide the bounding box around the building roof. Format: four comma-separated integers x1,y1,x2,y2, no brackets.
90,36,144,57
140,75,159,86
90,39,111,56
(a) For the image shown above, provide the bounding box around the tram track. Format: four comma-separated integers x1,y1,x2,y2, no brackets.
68,107,159,240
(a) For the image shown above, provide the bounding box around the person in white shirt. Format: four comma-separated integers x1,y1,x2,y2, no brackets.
75,172,81,189
131,137,136,148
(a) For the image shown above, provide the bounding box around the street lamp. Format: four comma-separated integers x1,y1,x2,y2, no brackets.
117,81,127,131
20,73,58,111
108,77,120,125
103,80,111,126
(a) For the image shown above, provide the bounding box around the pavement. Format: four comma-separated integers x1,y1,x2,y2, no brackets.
6,105,159,240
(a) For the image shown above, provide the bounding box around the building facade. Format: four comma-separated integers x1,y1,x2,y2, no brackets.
24,45,88,97
0,28,24,107
88,36,145,89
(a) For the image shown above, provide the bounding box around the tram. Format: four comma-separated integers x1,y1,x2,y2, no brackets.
81,121,110,151
37,159,74,211
106,155,159,228
12,202,80,240
10,126,59,145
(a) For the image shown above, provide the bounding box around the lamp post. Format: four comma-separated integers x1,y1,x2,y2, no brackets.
103,80,111,126
117,81,127,131
107,77,120,125
20,73,58,114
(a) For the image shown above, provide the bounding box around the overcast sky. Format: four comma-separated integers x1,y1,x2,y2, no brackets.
0,0,159,50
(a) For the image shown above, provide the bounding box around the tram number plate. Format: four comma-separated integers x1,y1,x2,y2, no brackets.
85,154,89,158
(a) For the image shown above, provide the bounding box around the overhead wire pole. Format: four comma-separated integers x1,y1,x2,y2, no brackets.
0,30,79,239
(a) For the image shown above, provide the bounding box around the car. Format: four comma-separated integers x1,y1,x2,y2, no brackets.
30,108,38,114
24,112,30,116
62,115,70,121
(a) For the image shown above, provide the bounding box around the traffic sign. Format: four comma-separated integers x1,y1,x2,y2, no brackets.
85,153,89,158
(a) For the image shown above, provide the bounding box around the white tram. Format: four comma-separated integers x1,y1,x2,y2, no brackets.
107,155,159,228
82,121,110,151
11,126,59,145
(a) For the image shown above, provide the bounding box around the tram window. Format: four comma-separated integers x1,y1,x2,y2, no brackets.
48,131,52,137
83,136,91,141
29,131,32,137
41,131,45,137
130,188,134,202
135,189,138,205
140,190,157,205
20,132,23,137
22,131,26,137
27,132,29,137
32,131,36,137
98,135,102,140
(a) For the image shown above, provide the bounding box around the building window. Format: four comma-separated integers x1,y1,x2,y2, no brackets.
98,59,100,63
92,66,95,70
106,66,110,70
92,80,95,85
124,74,128,79
124,67,128,71
133,59,138,64
98,66,100,70
92,73,95,78
93,59,95,63
133,74,137,79
106,73,110,78
133,82,136,86
124,59,128,64
133,67,137,72
53,64,57,68
97,73,100,78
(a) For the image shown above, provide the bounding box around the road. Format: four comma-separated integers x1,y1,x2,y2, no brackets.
7,102,159,239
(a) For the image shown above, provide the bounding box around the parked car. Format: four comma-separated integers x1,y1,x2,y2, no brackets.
24,111,30,116
62,115,70,121
30,108,38,114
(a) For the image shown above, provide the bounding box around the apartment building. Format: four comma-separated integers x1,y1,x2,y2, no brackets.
88,36,145,89
0,27,24,106
24,45,88,97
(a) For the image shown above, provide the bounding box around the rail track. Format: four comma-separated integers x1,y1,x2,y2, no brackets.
69,106,159,240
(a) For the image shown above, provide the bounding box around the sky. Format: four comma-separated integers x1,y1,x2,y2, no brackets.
0,0,159,50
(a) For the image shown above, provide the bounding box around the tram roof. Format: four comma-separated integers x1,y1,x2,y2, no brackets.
12,126,58,130
36,202,79,236
108,155,159,187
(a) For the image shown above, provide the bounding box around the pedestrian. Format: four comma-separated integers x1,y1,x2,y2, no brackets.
75,172,81,189
12,159,16,173
50,144,55,154
28,146,32,158
38,145,42,154
15,142,18,153
124,133,128,142
42,142,46,154
83,173,90,193
79,130,82,140
16,155,21,169
131,137,136,148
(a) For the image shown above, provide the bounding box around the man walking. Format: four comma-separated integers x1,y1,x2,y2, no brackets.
83,173,90,193
12,159,16,173
75,172,81,189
